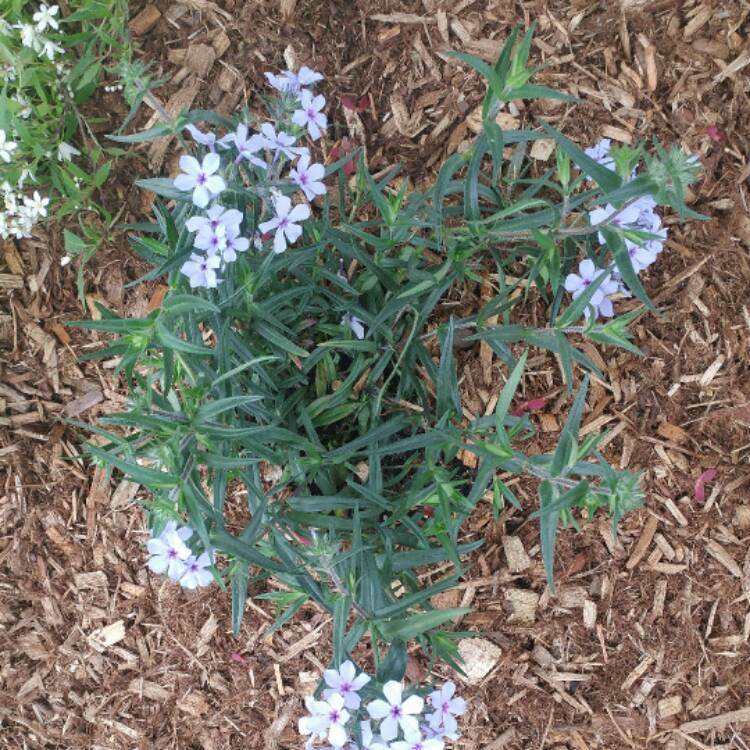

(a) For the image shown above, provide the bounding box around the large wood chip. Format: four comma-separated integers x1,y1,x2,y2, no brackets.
185,44,216,78
680,707,750,734
147,81,201,170
457,638,502,684
705,539,742,578
626,515,658,569
88,620,126,652
129,4,161,36
505,589,539,624
503,536,531,573
370,12,435,24
713,50,750,84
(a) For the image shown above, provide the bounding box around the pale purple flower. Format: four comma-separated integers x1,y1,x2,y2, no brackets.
174,153,226,208
179,551,214,589
260,123,304,160
366,681,424,742
389,730,445,750
584,138,615,172
345,720,389,750
564,259,621,319
186,204,243,235
258,194,310,254
290,153,327,201
624,239,658,273
222,225,250,263
427,681,465,736
184,124,216,152
292,90,328,141
342,314,365,340
323,660,371,710
265,65,323,95
194,222,227,256
299,693,350,748
220,123,267,169
147,524,193,581
181,252,221,288
588,202,641,245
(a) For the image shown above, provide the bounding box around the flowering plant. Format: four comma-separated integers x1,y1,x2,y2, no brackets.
0,1,142,297
72,27,701,705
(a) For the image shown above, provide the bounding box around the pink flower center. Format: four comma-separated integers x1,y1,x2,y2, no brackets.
167,547,179,559
197,172,207,185
341,682,352,693
279,218,289,229
307,108,316,119
442,701,450,712
329,709,340,723
390,705,402,718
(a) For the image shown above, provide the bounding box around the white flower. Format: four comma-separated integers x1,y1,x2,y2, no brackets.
259,123,304,160
342,313,366,340
299,693,350,748
289,153,326,201
60,254,71,267
350,720,389,750
0,130,17,163
258,194,310,254
23,191,49,219
366,681,424,742
33,4,59,32
57,141,81,162
147,525,193,581
180,252,221,288
323,660,371,710
179,551,213,589
584,138,614,172
219,123,267,169
174,153,226,208
221,225,250,263
186,203,242,236
194,222,227,256
588,202,641,245
563,259,619,319
264,65,323,95
390,730,444,750
41,39,64,60
292,89,328,140
184,123,216,151
18,23,39,49
426,681,465,736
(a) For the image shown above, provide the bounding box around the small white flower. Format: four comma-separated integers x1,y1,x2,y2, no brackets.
174,153,226,208
292,90,328,141
60,254,72,267
258,194,310,254
41,39,65,60
33,4,59,32
186,203,242,236
264,65,323,95
219,123,267,169
299,693,350,748
427,681,465,736
147,525,193,581
260,123,304,160
57,142,81,162
366,681,424,742
180,252,222,288
564,259,619,319
18,23,39,49
221,225,250,263
588,202,641,245
194,222,227,256
342,313,366,340
23,191,49,219
289,153,326,202
179,551,213,589
353,720,389,750
0,130,18,163
323,660,371,710
184,123,216,151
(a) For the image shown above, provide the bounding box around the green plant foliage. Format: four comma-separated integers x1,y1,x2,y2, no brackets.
71,27,699,671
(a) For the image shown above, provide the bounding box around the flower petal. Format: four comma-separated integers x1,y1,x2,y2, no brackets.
366,699,391,720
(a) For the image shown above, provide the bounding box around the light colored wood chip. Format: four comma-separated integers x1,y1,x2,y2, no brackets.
530,138,555,161
621,654,653,691
457,638,502,684
128,4,161,35
680,707,750,734
0,273,23,289
370,12,434,24
88,620,126,652
505,589,539,625
683,6,711,39
626,515,658,570
713,50,750,83
583,600,597,629
658,694,682,719
503,536,531,573
657,421,687,443
128,679,172,701
705,539,742,578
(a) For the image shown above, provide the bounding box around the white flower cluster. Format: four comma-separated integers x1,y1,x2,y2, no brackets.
174,66,328,288
299,661,465,750
11,3,65,61
146,521,214,589
0,130,48,239
564,138,669,319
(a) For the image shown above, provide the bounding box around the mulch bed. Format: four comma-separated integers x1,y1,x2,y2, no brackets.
2,0,750,747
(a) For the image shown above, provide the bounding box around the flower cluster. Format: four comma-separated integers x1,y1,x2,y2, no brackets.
174,67,328,288
565,138,669,319
11,3,65,61
299,661,465,749
1,172,49,240
146,521,214,590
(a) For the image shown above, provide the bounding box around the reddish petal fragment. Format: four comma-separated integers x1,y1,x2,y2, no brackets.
694,468,718,503
230,652,246,665
526,398,547,411
289,529,312,545
341,97,359,111
343,158,356,176
357,95,370,112
707,125,726,143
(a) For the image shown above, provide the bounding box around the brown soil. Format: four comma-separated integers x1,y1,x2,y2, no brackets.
2,1,750,748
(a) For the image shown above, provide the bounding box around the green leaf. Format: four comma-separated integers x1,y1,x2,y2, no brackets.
231,567,249,636
538,479,559,589
494,349,528,423
446,51,506,105
377,608,471,642
377,641,407,683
